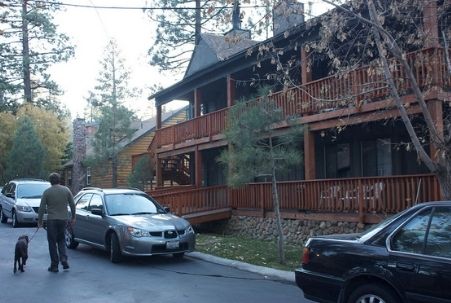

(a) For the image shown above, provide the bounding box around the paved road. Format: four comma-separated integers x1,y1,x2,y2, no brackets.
0,223,312,303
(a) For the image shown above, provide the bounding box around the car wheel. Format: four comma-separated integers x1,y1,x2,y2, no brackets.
65,225,79,249
173,252,185,259
348,283,399,303
11,210,20,228
0,206,7,223
109,233,122,263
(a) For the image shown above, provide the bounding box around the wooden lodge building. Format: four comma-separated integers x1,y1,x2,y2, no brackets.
149,1,450,225
63,107,188,193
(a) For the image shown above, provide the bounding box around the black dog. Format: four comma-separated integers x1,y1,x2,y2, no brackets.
13,235,29,274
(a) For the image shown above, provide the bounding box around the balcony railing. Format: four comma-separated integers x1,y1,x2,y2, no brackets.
156,47,449,149
151,174,441,223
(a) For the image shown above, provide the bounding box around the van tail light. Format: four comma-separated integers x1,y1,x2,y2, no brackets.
302,247,310,265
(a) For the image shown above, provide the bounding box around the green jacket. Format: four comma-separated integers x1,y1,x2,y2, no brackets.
38,184,75,224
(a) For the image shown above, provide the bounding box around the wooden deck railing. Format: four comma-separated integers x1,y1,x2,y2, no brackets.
156,47,448,149
151,185,229,216
151,174,441,223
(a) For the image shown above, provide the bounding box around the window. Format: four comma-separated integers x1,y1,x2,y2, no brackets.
86,167,91,185
425,207,451,258
391,208,432,254
89,194,103,211
391,207,451,258
76,194,92,211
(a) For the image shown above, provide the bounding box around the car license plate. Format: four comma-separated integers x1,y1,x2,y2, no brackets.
166,241,179,249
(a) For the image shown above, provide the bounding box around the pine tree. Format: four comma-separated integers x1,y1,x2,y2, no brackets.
218,87,303,264
5,116,46,179
0,0,74,110
86,40,136,187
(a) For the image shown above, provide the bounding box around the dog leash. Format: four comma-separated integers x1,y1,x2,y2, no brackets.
28,227,40,242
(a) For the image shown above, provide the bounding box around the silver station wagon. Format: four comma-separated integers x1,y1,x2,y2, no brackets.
65,187,195,262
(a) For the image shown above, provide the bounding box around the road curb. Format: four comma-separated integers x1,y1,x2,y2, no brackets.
188,251,295,283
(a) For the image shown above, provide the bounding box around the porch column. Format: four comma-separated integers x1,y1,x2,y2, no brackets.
194,88,201,117
195,147,203,187
155,105,162,187
301,47,312,84
227,75,235,107
428,100,444,162
423,2,439,48
304,126,316,180
156,105,162,129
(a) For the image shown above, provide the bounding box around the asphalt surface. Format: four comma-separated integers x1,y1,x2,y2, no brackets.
0,223,312,303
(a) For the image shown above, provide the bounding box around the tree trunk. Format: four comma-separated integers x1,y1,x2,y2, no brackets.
437,166,451,200
270,136,285,264
21,0,32,102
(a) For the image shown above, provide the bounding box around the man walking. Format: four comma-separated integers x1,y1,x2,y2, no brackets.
38,172,76,273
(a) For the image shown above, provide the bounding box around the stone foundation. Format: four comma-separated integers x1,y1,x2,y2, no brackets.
197,216,370,245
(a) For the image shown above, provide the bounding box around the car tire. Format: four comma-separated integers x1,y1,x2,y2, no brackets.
65,225,79,249
173,252,185,259
109,233,122,263
0,206,7,223
11,210,20,228
347,283,399,303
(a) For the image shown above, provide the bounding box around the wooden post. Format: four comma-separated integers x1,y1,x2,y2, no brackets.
304,126,316,180
358,178,364,224
156,105,162,129
227,75,235,107
423,2,439,48
195,147,202,187
428,100,444,162
156,158,163,187
194,88,201,117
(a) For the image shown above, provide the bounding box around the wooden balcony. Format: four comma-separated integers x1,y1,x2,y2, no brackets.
155,47,449,151
150,174,442,224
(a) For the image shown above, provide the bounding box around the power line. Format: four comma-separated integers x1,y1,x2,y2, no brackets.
28,0,269,11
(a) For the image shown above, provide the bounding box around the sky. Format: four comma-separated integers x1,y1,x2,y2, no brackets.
48,0,331,120
50,0,173,120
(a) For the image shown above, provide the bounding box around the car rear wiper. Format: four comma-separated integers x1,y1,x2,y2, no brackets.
20,195,42,199
109,213,130,216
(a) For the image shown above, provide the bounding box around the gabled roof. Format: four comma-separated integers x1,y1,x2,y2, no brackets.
117,106,188,150
184,33,257,78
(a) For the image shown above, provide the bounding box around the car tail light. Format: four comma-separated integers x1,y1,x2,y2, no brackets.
302,247,310,265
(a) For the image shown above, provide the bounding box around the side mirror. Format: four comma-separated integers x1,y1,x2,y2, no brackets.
90,208,103,216
6,193,14,199
164,206,170,213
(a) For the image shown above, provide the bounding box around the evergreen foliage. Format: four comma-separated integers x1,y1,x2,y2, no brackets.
218,86,303,263
128,156,154,191
5,116,46,179
0,0,74,112
85,40,137,187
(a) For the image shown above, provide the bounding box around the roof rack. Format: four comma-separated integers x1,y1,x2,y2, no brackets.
11,178,47,182
116,186,143,191
81,187,103,191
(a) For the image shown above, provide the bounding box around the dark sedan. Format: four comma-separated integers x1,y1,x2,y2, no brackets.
295,201,451,303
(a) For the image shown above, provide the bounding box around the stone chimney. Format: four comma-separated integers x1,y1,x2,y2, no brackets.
72,118,86,193
225,0,251,40
273,0,305,36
